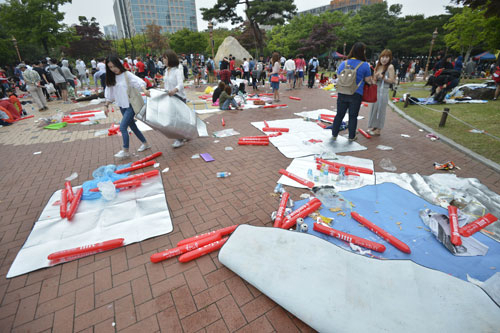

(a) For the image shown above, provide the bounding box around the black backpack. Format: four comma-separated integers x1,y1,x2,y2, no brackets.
207,61,213,71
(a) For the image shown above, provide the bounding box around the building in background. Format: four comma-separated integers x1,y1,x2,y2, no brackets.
113,0,197,38
104,24,119,39
298,0,383,16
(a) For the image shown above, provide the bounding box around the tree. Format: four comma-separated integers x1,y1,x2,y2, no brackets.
235,21,266,56
145,24,169,54
168,29,208,55
444,7,488,63
453,0,500,18
299,22,341,57
201,0,297,56
0,0,73,55
204,28,232,56
63,16,111,59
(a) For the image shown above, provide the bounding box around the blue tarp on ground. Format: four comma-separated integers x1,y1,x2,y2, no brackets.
294,182,500,282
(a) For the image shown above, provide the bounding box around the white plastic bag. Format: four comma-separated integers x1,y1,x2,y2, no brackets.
138,89,207,139
45,83,56,93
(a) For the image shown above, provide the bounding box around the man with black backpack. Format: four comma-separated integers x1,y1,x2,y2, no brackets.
331,42,373,142
206,56,215,83
307,56,319,88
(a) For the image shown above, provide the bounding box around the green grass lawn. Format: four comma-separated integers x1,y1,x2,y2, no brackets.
392,80,500,164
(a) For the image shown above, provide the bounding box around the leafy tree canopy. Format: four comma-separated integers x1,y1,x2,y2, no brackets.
62,16,111,59
168,29,208,55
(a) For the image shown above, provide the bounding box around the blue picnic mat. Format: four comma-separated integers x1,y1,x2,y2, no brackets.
294,182,500,282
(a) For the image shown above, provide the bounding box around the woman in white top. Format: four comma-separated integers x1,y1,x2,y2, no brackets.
162,50,187,148
104,56,151,159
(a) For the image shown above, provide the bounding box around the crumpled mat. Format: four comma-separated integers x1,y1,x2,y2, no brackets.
219,225,500,333
376,173,500,242
138,89,208,139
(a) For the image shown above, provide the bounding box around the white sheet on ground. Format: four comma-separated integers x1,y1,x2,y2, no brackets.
294,109,364,122
251,118,367,158
7,175,173,278
278,155,374,191
195,102,263,115
219,225,500,333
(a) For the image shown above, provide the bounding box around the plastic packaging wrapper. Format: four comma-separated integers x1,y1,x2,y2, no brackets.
376,145,393,151
213,128,240,138
379,158,397,171
98,181,117,201
137,89,208,140
65,172,78,181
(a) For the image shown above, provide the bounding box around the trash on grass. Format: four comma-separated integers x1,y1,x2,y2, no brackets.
469,129,484,134
426,133,439,141
162,167,169,173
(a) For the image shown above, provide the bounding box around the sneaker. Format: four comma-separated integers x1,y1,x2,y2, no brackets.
137,142,151,152
348,136,358,142
114,150,130,158
172,139,184,148
330,136,337,141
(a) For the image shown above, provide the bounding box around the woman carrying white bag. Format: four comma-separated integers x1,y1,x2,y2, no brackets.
162,50,189,148
104,56,151,159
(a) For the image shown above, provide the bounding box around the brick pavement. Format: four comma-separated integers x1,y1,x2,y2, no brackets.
1,83,499,332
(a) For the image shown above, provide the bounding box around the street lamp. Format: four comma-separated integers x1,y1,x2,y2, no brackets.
208,21,215,60
424,28,438,80
11,36,22,62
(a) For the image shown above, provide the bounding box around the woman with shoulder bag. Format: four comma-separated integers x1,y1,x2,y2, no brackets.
331,42,373,142
104,56,151,159
162,50,189,148
269,52,281,102
367,49,396,136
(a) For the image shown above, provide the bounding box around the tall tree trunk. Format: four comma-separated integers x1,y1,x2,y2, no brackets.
248,19,263,57
42,38,49,55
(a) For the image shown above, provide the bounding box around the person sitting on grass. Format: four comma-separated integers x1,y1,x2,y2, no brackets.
219,85,242,110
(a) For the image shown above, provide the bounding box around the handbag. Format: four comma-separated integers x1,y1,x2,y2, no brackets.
362,83,377,103
124,72,144,114
270,75,279,83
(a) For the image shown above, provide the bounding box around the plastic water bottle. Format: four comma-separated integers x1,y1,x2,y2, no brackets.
307,168,313,180
216,172,231,178
273,183,283,193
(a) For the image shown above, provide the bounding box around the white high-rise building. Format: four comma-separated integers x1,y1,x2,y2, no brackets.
104,24,119,39
113,0,197,38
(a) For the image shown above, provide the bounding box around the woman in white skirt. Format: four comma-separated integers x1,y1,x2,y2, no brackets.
367,49,396,136
162,49,188,148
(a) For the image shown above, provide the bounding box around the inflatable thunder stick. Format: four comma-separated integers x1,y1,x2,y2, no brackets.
177,224,238,247
358,128,372,139
132,152,162,166
115,180,142,190
114,170,159,184
239,136,269,141
65,181,74,201
221,118,225,126
289,96,301,100
150,233,222,263
281,198,322,230
70,110,101,115
351,212,411,254
263,120,269,127
267,132,282,137
459,213,498,237
313,223,386,252
448,205,462,246
47,238,125,260
66,188,83,221
273,192,290,228
279,169,315,188
315,164,360,177
315,158,374,175
115,160,156,174
262,126,290,132
60,189,67,219
178,238,228,263
238,141,269,146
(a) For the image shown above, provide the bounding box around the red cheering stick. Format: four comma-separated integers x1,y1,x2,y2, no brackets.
239,136,269,141
65,117,90,123
14,115,35,121
313,223,386,252
289,96,301,100
362,102,369,107
132,152,162,166
115,160,156,174
177,224,238,247
70,110,100,115
358,128,371,139
150,233,222,263
258,93,274,96
114,170,159,184
267,132,282,137
315,164,360,177
60,189,67,218
47,238,125,261
221,118,225,126
317,122,327,129
320,114,335,120
351,212,411,254
316,158,373,175
179,237,228,263
263,127,290,132
263,120,269,127
65,181,74,202
115,180,142,190
281,198,322,230
66,188,83,221
448,205,462,246
331,95,338,98
279,169,315,188
238,140,269,146
459,213,498,237
273,192,290,228
71,113,97,119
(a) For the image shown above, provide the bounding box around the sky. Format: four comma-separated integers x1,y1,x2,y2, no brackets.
59,0,455,32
